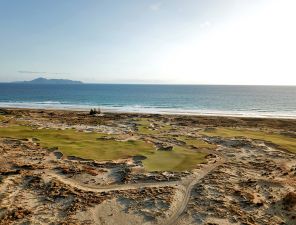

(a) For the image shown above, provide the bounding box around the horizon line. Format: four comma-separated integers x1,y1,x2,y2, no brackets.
0,81,295,87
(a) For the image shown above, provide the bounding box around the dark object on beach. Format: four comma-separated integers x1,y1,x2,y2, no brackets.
89,108,101,115
0,108,9,115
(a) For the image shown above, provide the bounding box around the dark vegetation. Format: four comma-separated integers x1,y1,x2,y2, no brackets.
89,108,101,115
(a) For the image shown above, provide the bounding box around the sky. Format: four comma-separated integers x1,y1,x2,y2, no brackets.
0,0,295,85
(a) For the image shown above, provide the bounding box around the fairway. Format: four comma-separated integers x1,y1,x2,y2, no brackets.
0,124,207,172
142,146,207,172
202,128,296,153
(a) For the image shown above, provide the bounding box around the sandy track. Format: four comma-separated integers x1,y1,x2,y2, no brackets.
163,158,225,225
46,155,224,225
47,171,181,192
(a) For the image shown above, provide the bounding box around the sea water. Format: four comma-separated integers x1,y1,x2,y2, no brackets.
0,84,295,118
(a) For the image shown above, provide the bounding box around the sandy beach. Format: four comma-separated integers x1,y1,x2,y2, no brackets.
0,108,295,225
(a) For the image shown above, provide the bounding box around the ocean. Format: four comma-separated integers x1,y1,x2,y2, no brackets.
0,84,295,118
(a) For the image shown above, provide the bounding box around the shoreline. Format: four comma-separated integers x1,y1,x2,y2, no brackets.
1,105,296,120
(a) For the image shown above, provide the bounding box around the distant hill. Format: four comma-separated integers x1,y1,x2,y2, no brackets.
14,77,83,84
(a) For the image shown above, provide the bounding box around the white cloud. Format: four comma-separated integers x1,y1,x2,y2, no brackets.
149,2,162,12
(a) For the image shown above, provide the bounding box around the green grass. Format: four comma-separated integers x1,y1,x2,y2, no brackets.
142,146,207,172
177,136,217,149
161,124,172,132
137,118,155,134
202,128,296,153
0,125,207,171
0,126,154,161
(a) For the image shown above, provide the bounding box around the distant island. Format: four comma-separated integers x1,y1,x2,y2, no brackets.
14,77,83,84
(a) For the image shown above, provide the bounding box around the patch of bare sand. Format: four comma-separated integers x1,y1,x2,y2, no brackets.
75,198,149,225
74,186,184,225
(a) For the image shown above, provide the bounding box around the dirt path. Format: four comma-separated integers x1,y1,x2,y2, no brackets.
47,171,181,192
163,158,225,225
46,154,224,225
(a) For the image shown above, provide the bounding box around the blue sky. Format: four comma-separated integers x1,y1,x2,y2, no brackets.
0,0,295,84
